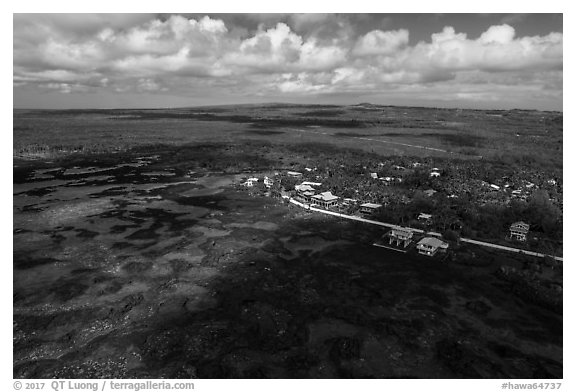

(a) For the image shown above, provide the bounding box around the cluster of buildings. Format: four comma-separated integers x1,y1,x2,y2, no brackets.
386,227,449,256
294,183,339,209
481,180,534,199
383,220,530,257
369,172,403,185
241,175,274,188
242,170,534,252
293,178,387,215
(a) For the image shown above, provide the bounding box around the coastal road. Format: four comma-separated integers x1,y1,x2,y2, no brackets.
460,238,563,262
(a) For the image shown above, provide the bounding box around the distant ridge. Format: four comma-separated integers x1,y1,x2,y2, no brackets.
13,102,563,114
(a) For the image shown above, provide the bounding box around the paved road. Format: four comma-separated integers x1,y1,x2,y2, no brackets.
289,198,563,262
460,238,563,262
289,198,423,232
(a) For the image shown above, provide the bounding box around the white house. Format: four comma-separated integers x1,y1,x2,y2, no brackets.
388,228,413,248
360,203,382,215
418,213,432,222
295,184,315,192
311,191,339,209
264,176,274,188
242,177,259,187
416,237,449,256
300,181,322,187
342,198,358,206
510,221,530,241
287,171,303,178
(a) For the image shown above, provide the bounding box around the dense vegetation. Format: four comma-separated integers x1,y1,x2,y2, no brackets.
14,104,562,169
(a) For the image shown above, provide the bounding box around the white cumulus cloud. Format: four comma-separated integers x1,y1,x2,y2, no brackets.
13,15,563,110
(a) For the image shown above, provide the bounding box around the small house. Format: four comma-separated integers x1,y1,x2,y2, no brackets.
416,237,448,256
287,171,303,178
370,172,378,179
342,198,358,206
264,176,274,188
299,191,315,203
243,177,259,187
311,191,339,209
418,213,432,222
300,181,322,187
424,189,437,197
295,184,315,192
360,203,382,215
388,228,413,248
510,221,530,241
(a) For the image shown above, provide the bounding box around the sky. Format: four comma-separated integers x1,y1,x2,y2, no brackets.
13,13,563,110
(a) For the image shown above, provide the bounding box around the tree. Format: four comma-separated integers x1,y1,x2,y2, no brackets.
281,176,298,191
443,229,460,243
411,190,433,213
528,189,561,236
269,181,282,198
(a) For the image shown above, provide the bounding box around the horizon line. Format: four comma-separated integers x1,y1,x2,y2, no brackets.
12,102,563,113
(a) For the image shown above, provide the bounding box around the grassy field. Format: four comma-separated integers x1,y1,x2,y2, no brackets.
14,105,562,169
